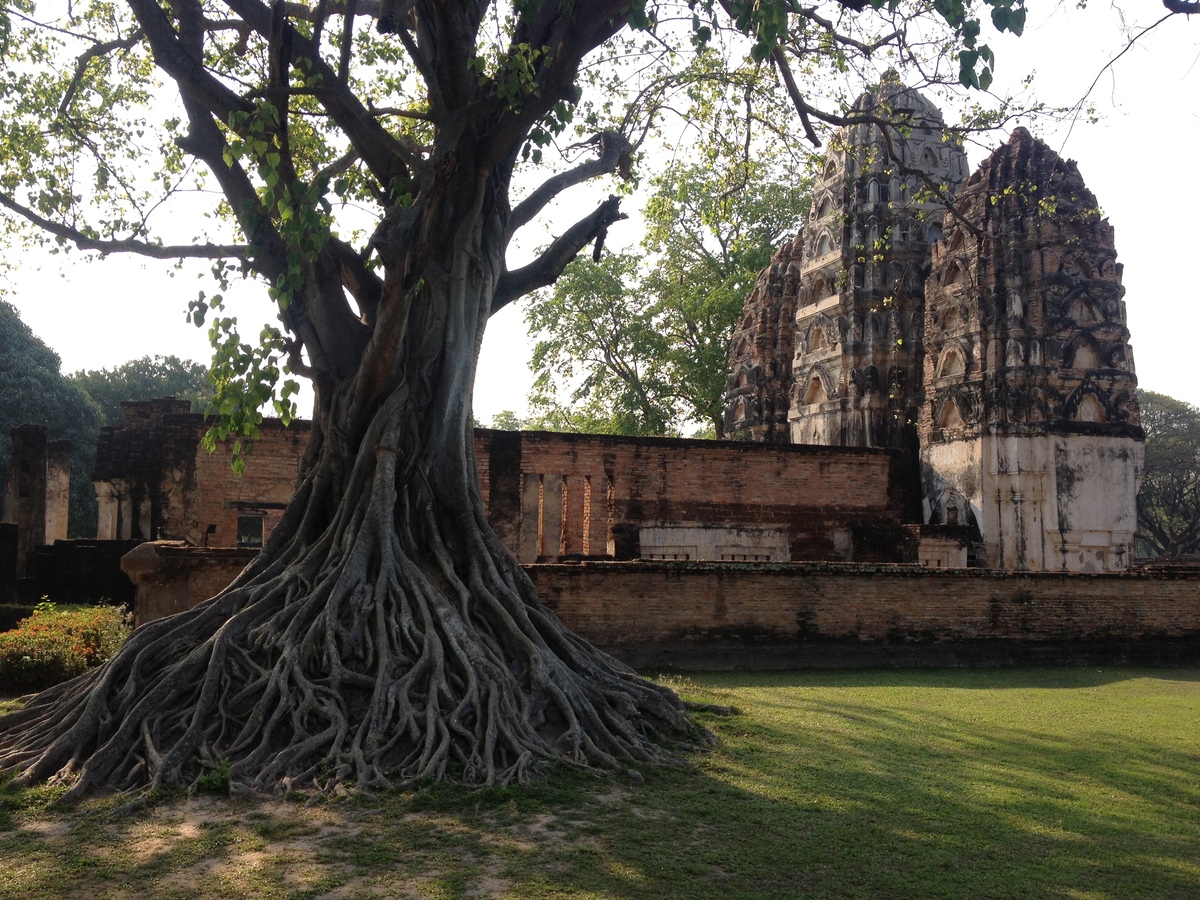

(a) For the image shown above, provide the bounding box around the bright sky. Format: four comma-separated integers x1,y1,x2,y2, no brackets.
6,3,1199,422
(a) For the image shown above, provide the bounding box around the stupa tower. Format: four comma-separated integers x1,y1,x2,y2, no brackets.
788,74,968,451
920,127,1143,572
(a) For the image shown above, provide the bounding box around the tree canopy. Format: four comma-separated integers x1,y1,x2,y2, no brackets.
526,155,809,437
0,0,1045,797
1135,391,1200,559
70,355,211,426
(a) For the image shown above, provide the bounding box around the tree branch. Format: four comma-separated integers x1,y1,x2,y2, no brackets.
58,28,146,118
507,131,632,239
0,191,248,259
220,0,418,189
492,196,626,315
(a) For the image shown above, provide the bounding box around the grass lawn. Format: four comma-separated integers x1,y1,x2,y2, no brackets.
0,667,1197,898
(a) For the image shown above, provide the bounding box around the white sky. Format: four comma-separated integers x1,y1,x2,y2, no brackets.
6,3,1199,422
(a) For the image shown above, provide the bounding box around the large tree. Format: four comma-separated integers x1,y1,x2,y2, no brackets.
0,300,104,537
0,0,1031,796
526,157,809,438
1135,391,1200,559
71,355,211,426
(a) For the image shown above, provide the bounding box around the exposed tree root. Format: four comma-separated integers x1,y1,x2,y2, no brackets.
0,398,694,799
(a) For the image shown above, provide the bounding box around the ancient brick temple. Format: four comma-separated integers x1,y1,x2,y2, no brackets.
728,75,969,452
725,86,1144,573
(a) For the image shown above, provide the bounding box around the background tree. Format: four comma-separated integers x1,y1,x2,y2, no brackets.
1136,391,1200,559
70,355,211,426
0,0,1029,797
0,300,104,537
527,156,809,436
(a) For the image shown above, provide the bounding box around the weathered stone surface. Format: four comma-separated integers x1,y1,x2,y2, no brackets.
920,127,1144,572
724,235,802,442
787,76,968,451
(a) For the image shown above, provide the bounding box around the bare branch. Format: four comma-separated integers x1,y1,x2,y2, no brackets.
771,47,821,146
493,195,626,314
0,191,248,260
58,28,145,118
508,132,632,239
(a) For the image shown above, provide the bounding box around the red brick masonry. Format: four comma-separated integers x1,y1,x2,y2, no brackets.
123,546,1200,668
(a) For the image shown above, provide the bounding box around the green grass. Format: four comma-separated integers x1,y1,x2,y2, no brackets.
0,667,1197,898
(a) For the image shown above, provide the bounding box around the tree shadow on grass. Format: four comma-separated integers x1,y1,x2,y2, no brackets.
0,669,1196,899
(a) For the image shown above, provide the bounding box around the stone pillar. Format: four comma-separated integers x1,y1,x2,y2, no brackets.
95,482,119,540
44,439,73,544
541,474,563,561
3,424,49,575
518,474,540,564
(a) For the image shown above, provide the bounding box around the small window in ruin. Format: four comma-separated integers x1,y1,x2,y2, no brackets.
811,327,827,351
816,195,833,219
815,232,834,257
237,515,265,549
943,264,962,287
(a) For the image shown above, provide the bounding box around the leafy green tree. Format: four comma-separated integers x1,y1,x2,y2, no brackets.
528,157,809,436
1136,391,1200,559
0,301,104,538
70,355,211,426
0,0,1030,796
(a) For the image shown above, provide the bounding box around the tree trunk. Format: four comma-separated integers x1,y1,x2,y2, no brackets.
0,162,693,798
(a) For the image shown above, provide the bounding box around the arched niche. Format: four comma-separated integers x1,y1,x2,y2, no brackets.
810,326,829,352
937,348,966,378
804,375,828,406
939,397,965,429
1076,394,1107,423
942,263,962,287
814,231,834,258
816,194,833,219
942,306,962,330
1068,340,1102,371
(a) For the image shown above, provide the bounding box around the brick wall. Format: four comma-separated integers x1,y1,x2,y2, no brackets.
479,430,918,563
530,561,1200,668
158,416,308,547
99,406,918,564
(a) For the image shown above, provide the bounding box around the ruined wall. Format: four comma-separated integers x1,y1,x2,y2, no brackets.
96,406,918,564
530,561,1200,669
2,425,72,574
157,416,308,547
478,430,917,564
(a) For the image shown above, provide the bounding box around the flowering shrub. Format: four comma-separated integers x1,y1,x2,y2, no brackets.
0,602,132,693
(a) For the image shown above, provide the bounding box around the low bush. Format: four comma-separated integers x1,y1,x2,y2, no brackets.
0,601,131,694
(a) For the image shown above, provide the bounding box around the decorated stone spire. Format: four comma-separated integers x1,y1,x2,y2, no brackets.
787,73,969,451
723,233,803,442
920,127,1143,572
